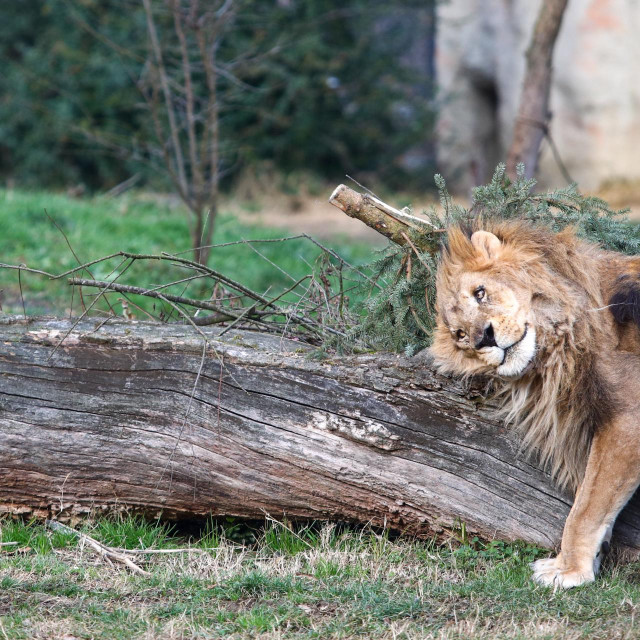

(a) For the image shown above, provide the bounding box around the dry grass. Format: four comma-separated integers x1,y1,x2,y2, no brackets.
2,517,640,639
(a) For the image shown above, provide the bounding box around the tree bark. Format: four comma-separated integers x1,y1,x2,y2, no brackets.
506,0,569,179
329,184,438,248
3,316,640,551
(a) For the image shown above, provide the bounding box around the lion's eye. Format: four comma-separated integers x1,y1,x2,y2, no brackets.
456,329,466,340
474,286,486,302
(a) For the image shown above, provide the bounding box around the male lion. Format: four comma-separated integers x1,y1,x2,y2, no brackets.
430,220,640,589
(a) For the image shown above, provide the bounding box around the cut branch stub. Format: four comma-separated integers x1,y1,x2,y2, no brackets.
329,184,437,248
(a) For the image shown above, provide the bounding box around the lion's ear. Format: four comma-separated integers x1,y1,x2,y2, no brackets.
470,231,502,260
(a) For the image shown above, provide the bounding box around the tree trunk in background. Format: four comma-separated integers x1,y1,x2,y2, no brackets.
3,316,640,553
506,0,569,179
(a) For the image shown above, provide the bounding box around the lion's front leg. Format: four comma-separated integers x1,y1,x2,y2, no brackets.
532,416,640,589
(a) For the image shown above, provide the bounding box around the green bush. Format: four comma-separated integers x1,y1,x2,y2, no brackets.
1,1,435,191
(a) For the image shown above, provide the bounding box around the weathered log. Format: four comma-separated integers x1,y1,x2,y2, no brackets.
2,315,640,551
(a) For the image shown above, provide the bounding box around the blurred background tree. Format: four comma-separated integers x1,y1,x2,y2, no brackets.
0,0,436,198
0,2,147,189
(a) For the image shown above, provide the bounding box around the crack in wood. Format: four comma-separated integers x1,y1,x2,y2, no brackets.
4,317,640,550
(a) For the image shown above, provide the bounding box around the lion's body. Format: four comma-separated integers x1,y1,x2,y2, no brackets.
431,221,640,588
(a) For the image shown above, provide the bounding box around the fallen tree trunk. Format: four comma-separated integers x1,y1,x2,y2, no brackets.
2,316,640,551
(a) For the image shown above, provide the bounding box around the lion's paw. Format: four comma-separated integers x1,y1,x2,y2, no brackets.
531,557,595,589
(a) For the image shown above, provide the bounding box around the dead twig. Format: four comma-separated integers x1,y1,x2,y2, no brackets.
173,234,307,254
2,232,362,344
44,209,117,316
47,257,132,361
0,263,56,278
119,547,215,554
68,277,335,337
69,277,234,317
301,233,382,290
45,520,151,576
218,302,259,337
17,267,26,319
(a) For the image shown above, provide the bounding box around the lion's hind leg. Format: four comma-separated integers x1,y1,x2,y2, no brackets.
532,414,640,589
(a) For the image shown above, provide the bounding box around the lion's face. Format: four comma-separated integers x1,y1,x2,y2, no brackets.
431,229,537,378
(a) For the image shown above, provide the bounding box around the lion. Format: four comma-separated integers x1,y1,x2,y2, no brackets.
430,219,640,589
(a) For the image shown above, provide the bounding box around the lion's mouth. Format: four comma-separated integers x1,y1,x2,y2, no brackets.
496,323,536,378
500,324,529,365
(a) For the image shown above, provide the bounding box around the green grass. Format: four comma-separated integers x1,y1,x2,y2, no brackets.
0,189,373,317
5,189,640,638
2,516,640,639
87,515,178,550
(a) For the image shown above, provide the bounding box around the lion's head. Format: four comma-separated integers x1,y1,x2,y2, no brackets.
430,225,541,378
430,220,616,492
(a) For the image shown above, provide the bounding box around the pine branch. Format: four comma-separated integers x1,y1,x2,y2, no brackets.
329,164,640,356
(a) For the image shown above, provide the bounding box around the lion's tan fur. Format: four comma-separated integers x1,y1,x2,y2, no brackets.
431,219,640,587
431,221,624,492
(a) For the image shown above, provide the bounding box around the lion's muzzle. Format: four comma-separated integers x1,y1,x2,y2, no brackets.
475,324,536,377
495,324,536,377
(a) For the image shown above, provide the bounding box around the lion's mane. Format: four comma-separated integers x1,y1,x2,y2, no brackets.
432,221,622,492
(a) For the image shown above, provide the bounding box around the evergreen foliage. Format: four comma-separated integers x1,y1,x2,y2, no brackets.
0,1,148,188
354,164,638,356
230,1,436,189
0,0,435,191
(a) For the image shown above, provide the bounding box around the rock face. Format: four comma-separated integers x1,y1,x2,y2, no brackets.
436,0,640,192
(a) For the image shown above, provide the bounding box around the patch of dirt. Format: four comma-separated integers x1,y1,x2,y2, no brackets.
225,192,388,243
0,595,14,615
218,596,258,613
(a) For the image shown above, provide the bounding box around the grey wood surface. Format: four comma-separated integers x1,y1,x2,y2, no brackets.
2,316,640,550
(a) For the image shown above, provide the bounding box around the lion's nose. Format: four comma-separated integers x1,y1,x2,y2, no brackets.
475,323,497,349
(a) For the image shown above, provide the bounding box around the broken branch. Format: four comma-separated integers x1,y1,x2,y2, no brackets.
45,520,151,576
328,184,440,248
